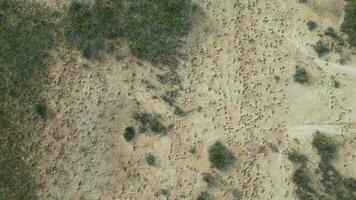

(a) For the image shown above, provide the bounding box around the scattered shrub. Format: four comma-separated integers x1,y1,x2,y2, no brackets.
294,66,309,84
33,102,47,117
174,106,186,116
208,141,235,170
202,173,215,187
333,79,340,88
189,145,197,154
287,150,307,164
196,192,212,200
293,168,311,187
312,131,337,161
133,113,167,134
146,153,156,166
343,178,356,190
307,20,317,31
123,127,135,141
341,0,356,46
313,40,330,57
325,27,338,39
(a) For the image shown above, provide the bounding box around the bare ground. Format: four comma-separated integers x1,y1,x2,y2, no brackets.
37,0,356,199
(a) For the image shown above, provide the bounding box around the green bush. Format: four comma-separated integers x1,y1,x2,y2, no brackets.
333,79,340,88
325,27,339,39
287,150,307,164
312,131,337,161
208,141,235,170
123,127,135,141
307,20,317,31
33,102,47,117
294,66,309,84
146,153,156,166
293,168,311,187
313,40,330,57
133,113,167,134
196,192,212,200
341,0,356,46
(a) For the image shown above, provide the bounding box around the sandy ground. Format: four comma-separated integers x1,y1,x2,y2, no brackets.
37,0,356,199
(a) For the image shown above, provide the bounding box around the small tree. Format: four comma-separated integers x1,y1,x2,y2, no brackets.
208,141,235,170
294,66,309,84
146,153,156,166
307,20,317,31
313,40,330,57
123,127,135,142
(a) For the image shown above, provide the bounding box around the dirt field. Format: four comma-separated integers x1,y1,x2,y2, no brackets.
37,0,356,199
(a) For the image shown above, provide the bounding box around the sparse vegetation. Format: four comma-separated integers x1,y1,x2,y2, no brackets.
341,0,356,46
313,40,330,57
174,106,186,116
65,0,196,65
202,173,215,187
294,66,309,84
291,131,356,200
287,150,307,164
133,113,167,134
123,127,135,141
293,168,311,187
208,141,235,170
146,153,156,166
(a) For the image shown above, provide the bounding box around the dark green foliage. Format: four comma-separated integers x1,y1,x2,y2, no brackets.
173,106,186,116
0,1,56,199
33,102,47,117
202,173,215,187
344,178,356,190
189,145,197,154
312,131,337,161
333,79,340,88
196,192,213,200
65,0,124,59
307,20,317,31
123,127,135,141
294,66,309,84
125,0,195,65
313,40,330,57
146,153,156,166
293,168,311,187
160,189,170,197
341,0,356,46
65,0,196,65
325,27,339,39
287,150,307,164
291,132,356,200
133,113,167,134
208,141,235,170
